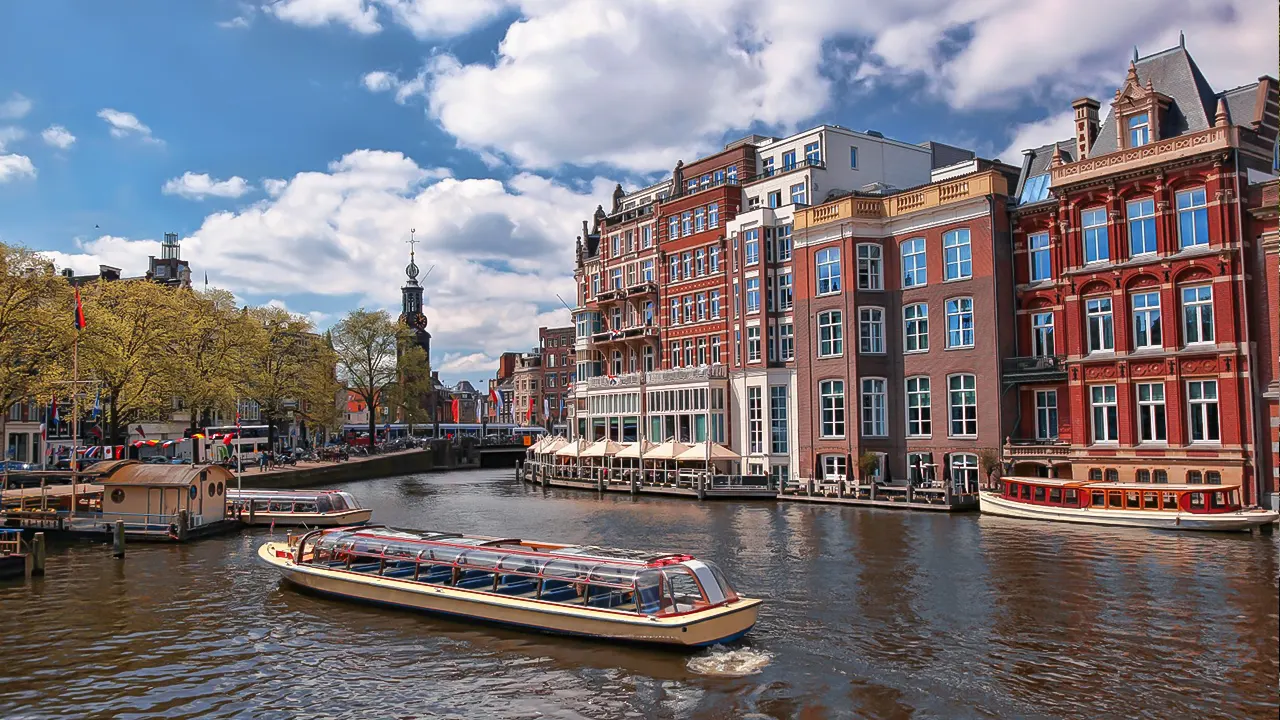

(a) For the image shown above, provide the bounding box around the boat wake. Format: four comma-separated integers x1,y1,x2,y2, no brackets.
686,646,772,677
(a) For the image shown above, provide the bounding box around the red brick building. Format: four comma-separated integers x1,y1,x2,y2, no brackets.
1004,43,1279,506
1248,180,1279,509
539,325,574,427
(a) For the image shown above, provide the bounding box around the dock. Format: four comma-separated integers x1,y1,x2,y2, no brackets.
517,461,779,500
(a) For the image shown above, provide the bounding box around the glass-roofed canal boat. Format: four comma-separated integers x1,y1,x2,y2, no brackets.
257,526,761,647
228,489,372,526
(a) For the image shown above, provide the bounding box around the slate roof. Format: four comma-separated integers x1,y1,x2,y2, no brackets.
1090,45,1220,157
1220,83,1261,127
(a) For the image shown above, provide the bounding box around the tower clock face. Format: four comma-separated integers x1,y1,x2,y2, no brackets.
408,311,428,329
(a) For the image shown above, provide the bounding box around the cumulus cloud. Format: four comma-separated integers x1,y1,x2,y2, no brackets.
41,125,76,149
266,0,507,38
163,172,252,200
0,93,32,120
0,126,25,150
48,149,608,375
438,351,498,375
0,153,36,182
97,108,162,144
361,69,427,104
996,111,1076,165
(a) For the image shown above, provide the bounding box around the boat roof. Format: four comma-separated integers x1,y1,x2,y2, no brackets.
327,526,688,566
1003,477,1084,487
1003,477,1240,492
228,489,350,499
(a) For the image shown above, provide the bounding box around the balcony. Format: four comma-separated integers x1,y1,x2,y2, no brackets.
794,170,1008,229
646,364,728,385
1003,438,1071,462
590,323,658,345
587,372,643,389
624,280,658,297
1001,355,1067,385
1050,125,1235,188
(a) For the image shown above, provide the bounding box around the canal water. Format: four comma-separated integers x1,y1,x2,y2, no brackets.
1,469,1276,719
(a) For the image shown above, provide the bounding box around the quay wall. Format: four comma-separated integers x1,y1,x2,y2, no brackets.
242,443,473,489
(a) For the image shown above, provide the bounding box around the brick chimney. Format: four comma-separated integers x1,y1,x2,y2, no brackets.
1071,97,1100,160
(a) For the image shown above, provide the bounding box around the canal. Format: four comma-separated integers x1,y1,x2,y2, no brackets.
1,468,1277,719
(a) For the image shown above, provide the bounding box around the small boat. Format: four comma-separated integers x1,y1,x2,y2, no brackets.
980,477,1279,532
228,489,371,526
257,526,761,647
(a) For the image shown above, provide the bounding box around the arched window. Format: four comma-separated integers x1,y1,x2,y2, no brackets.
1153,470,1168,484
1205,471,1221,485
819,380,845,438
901,238,927,287
1136,469,1151,483
1105,468,1119,482
1088,468,1103,481
1186,470,1203,484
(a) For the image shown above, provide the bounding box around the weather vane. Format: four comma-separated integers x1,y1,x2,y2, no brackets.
405,229,420,281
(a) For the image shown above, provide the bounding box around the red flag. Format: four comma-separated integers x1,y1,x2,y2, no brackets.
451,397,460,423
74,287,85,330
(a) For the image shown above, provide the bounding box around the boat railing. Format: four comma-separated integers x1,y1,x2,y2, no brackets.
63,510,199,534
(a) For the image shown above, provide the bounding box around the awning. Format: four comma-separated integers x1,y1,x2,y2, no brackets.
675,442,741,462
643,441,690,460
580,440,624,458
613,441,655,459
554,439,589,458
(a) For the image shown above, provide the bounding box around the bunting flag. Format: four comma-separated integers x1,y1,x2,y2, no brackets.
73,287,85,330
136,424,146,439
51,400,59,427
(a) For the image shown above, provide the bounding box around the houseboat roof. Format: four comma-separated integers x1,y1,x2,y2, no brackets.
97,461,234,487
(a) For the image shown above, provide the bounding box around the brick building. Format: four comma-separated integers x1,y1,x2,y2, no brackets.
1248,179,1279,510
1003,42,1279,507
538,326,575,428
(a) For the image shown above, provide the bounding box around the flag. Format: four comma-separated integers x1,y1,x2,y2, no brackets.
51,401,59,428
136,424,146,439
74,287,85,330
559,394,564,419
527,395,534,423
543,397,549,421
451,397,460,423
39,422,46,440
92,389,101,419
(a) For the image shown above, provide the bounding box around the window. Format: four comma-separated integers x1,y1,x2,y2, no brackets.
816,248,841,294
670,298,679,325
1128,113,1150,147
951,454,978,492
779,322,794,361
1029,233,1051,281
610,268,622,289
777,272,793,310
644,346,655,372
697,337,706,365
1086,298,1114,352
681,212,692,236
1206,470,1221,485
642,259,654,283
816,310,845,358
769,386,788,454
790,182,806,206
904,303,929,352
861,378,887,437
820,380,845,437
1035,390,1058,439
744,229,760,265
804,141,820,166
1131,291,1162,349
767,190,781,208
821,454,847,481
694,208,705,232
1031,312,1054,356
610,234,620,257
1136,382,1166,442
1182,286,1213,344
748,387,763,454
947,374,977,437
710,290,721,318
669,341,680,367
709,203,719,228
695,249,705,276
711,335,722,364
668,216,679,240
747,326,761,363
1127,198,1156,256
857,243,883,290
683,296,693,323
906,377,931,437
782,150,796,170
709,245,720,273
696,293,707,321
859,307,885,354
746,277,760,313
945,297,974,348
669,256,680,283
902,238,927,287
1187,380,1219,442
1090,385,1118,443
943,229,972,280
642,225,652,248
682,252,692,279
776,224,793,261
727,164,737,184
1082,207,1109,263
850,146,858,169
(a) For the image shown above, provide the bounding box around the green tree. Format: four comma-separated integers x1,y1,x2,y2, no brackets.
237,306,326,449
330,309,400,451
392,336,433,431
173,288,256,431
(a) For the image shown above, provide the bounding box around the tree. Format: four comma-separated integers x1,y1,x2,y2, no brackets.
237,306,326,450
0,244,70,472
173,288,256,431
391,335,433,431
330,309,400,451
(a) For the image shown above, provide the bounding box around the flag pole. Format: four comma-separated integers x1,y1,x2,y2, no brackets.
70,331,78,521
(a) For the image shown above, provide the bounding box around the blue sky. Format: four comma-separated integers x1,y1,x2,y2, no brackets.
0,0,1274,388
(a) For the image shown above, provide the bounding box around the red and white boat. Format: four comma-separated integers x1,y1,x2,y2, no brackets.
980,477,1279,532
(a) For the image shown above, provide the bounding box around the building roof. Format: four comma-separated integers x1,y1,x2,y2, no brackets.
1014,140,1075,205
97,461,235,487
1089,45,1220,157
1220,82,1261,127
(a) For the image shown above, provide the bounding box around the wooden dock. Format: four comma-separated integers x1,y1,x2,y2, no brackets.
517,462,779,500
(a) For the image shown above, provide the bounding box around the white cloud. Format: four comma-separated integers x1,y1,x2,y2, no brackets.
996,111,1075,165
0,126,25,150
42,235,163,276
0,93,32,120
0,153,36,182
263,178,288,196
163,172,252,200
97,108,162,144
41,125,76,150
218,15,251,29
361,69,427,104
438,352,497,375
48,149,608,371
266,0,506,37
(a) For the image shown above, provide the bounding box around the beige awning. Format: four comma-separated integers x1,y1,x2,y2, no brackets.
580,439,624,458
644,441,690,460
533,436,568,455
554,439,589,458
675,442,740,462
613,441,655,459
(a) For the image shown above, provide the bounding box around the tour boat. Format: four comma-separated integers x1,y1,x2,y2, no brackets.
980,477,1279,532
257,526,761,647
228,489,372,526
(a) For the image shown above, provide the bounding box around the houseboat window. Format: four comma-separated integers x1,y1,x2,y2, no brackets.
1091,491,1106,507
269,501,291,512
111,489,125,503
1033,486,1046,502
1206,471,1221,485
1019,484,1031,500
252,500,270,511
703,561,739,603
1209,492,1226,509
1105,469,1119,482
1189,492,1205,509
1088,468,1103,481
1108,491,1123,508
1136,469,1151,483
217,482,224,495
1143,492,1159,509
1049,487,1062,504
1125,492,1140,509
1064,489,1079,505
1153,470,1167,484
1162,492,1177,509
1003,481,1015,497
208,483,216,497
1186,470,1202,484
661,567,709,612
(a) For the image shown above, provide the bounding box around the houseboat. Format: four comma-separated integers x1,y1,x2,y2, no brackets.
257,526,761,647
228,490,371,526
980,477,1279,532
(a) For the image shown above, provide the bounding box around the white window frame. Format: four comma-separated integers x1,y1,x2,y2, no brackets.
902,237,927,287
1031,311,1054,356
1090,384,1118,443
859,307,885,354
1127,198,1157,256
1131,291,1162,350
1034,389,1058,440
1181,285,1214,345
904,303,928,353
1028,232,1051,281
945,297,974,349
905,376,931,437
1136,382,1166,443
816,247,841,295
947,374,977,438
1082,207,1109,264
819,379,845,438
746,325,761,363
1176,188,1208,249
943,228,972,281
856,243,883,290
860,377,887,437
817,310,843,358
1086,297,1114,352
1186,379,1219,443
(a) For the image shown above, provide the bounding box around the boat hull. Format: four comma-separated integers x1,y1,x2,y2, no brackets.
979,491,1279,532
240,509,372,527
257,543,759,647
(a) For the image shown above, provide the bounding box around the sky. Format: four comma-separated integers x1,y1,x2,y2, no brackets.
0,0,1275,388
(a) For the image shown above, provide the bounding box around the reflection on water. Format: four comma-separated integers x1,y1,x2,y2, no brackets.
0,469,1276,719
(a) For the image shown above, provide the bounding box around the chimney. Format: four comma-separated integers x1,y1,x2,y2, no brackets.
1071,97,1100,160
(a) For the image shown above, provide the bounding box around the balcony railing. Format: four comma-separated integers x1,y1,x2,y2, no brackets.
1050,125,1235,187
1003,439,1071,458
586,372,643,389
646,364,728,385
1002,355,1067,384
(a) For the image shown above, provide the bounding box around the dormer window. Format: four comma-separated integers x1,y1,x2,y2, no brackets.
1127,113,1150,147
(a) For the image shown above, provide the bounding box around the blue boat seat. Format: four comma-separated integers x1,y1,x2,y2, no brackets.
637,585,662,614
455,573,495,590
539,584,580,603
495,578,537,595
382,566,417,579
348,562,381,574
587,590,631,608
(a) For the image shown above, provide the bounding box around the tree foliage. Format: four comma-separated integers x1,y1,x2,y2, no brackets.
330,309,400,447
237,306,330,447
173,288,257,428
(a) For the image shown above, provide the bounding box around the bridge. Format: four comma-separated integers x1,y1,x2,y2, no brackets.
474,443,528,468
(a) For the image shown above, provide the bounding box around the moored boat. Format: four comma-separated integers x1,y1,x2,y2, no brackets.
980,477,1279,532
257,526,761,647
229,489,371,526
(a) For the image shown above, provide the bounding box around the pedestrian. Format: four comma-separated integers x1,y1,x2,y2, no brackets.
258,450,268,473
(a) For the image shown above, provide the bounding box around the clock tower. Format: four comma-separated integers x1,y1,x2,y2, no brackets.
399,233,431,357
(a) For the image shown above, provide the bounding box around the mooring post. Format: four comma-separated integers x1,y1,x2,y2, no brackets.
112,520,125,558
32,532,46,576
697,473,706,501
248,504,256,525
630,469,638,495
177,509,189,542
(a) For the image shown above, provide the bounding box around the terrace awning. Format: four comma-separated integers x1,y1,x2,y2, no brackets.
613,441,655,459
675,442,740,462
554,439,589,458
643,441,690,461
580,440,624,458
